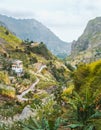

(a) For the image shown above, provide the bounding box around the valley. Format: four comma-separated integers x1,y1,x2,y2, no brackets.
0,15,101,130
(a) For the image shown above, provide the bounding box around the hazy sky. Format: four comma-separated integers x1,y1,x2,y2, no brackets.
0,0,101,42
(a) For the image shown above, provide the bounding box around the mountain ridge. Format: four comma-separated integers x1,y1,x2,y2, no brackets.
70,17,101,65
0,14,71,58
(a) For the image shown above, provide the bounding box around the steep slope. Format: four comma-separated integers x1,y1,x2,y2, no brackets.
0,26,22,52
0,14,71,58
72,59,101,95
0,25,70,125
70,17,101,65
0,25,70,97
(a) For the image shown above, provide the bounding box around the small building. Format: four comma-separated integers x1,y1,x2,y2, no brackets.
12,60,23,75
31,42,39,47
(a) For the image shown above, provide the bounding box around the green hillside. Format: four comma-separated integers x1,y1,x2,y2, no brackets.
0,25,71,129
0,26,21,50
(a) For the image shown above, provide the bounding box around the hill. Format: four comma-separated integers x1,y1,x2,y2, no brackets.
0,25,70,124
70,17,101,65
0,14,71,58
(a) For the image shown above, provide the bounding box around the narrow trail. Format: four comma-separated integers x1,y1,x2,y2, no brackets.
36,65,46,73
17,65,46,101
0,65,47,125
17,78,39,101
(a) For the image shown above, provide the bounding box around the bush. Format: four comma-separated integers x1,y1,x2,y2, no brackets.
0,84,15,98
65,63,75,71
26,43,52,60
5,30,9,35
0,71,10,84
72,64,90,92
30,57,38,64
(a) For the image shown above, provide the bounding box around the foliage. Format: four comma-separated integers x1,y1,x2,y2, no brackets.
53,85,63,106
66,91,101,130
25,42,53,60
62,85,74,102
30,57,38,64
0,121,22,130
0,71,10,84
9,51,30,67
72,60,101,96
22,71,36,82
65,63,75,71
20,117,63,130
24,38,33,45
37,79,57,89
49,62,68,83
0,84,15,98
0,26,21,49
35,96,56,119
5,30,9,35
72,64,90,92
0,100,28,119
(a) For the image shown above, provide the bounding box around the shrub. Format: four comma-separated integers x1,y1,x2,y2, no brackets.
26,43,52,60
72,64,90,92
20,117,63,130
5,30,9,35
65,63,75,71
66,91,101,130
0,71,10,84
0,84,15,98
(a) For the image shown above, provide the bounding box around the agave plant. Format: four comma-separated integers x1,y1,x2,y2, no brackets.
20,117,63,130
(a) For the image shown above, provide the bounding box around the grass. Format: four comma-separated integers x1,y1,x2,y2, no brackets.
37,79,57,90
0,71,10,84
0,26,21,49
0,84,15,98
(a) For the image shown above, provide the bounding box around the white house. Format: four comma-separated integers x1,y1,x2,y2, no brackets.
12,60,23,74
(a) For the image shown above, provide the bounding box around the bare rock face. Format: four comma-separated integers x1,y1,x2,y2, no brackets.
19,105,36,120
71,17,101,63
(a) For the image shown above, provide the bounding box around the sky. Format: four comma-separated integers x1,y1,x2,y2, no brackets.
0,0,101,42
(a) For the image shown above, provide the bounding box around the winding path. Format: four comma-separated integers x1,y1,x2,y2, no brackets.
17,78,39,101
0,65,48,124
37,65,47,73
17,65,46,101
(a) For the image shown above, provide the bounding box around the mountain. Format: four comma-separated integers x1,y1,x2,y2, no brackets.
0,24,70,102
0,25,71,127
70,17,101,65
0,14,71,58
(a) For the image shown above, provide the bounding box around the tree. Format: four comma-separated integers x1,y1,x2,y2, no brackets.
5,30,9,35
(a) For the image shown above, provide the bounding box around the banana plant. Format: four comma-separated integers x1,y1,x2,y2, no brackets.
66,91,101,130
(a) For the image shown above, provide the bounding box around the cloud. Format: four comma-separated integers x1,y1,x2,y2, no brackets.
0,0,101,41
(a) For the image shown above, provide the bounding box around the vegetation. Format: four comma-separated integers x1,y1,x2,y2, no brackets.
25,42,53,60
0,71,10,84
65,91,101,130
0,84,15,98
1,22,101,130
65,63,75,71
72,60,101,95
20,117,63,130
0,26,21,49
